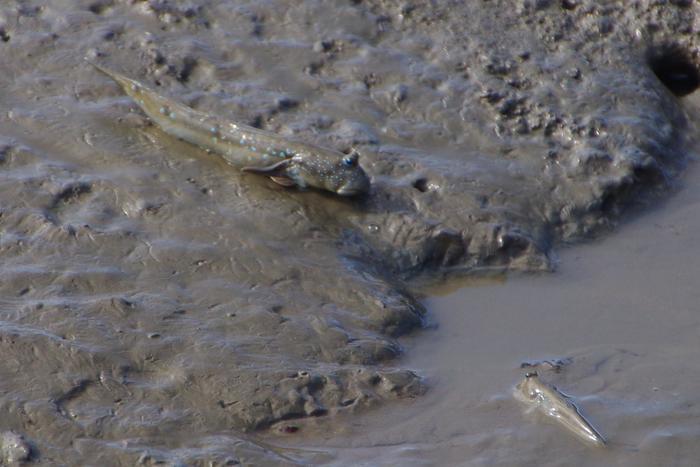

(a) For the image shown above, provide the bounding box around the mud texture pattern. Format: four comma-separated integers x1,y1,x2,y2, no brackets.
0,0,698,464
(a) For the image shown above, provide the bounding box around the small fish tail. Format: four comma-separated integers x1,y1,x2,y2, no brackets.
87,61,141,97
88,60,185,127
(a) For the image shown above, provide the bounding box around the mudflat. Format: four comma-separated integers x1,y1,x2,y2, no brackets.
0,0,699,464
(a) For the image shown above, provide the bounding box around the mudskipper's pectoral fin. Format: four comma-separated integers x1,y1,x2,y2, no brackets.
242,159,297,187
269,176,297,187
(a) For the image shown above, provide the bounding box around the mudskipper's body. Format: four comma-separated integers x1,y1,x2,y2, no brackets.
92,63,370,196
515,372,606,446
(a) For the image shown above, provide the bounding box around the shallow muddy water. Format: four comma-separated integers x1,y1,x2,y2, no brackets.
1,0,700,465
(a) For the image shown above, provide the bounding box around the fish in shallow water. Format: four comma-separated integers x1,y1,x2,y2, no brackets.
91,63,371,196
514,372,606,447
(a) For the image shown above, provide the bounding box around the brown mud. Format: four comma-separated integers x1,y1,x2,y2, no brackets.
0,0,699,464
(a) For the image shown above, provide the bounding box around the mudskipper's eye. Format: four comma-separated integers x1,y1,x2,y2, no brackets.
342,152,358,167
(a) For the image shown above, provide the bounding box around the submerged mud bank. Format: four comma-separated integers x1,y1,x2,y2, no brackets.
0,0,699,463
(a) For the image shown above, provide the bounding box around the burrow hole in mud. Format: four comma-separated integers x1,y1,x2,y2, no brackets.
413,178,429,192
88,3,109,15
647,44,700,97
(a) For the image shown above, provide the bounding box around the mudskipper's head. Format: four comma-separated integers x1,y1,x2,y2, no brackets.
243,150,371,196
322,151,371,196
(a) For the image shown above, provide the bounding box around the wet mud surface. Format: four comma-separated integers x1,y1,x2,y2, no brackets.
0,0,699,464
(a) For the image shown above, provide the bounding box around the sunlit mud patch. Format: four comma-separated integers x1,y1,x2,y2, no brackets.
647,44,700,97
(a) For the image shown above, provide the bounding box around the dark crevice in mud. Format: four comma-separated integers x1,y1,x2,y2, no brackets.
49,182,93,209
0,145,11,164
412,178,429,192
43,182,93,226
175,57,198,84
600,165,667,217
52,379,93,419
496,230,538,259
647,44,700,97
88,2,113,16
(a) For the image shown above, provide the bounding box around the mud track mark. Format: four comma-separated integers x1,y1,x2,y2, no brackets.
52,379,92,420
